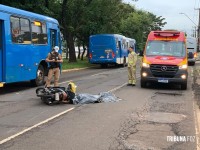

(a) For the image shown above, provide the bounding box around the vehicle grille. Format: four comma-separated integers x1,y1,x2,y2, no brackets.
150,64,178,78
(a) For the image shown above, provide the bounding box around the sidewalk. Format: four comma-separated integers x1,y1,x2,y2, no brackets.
192,61,200,149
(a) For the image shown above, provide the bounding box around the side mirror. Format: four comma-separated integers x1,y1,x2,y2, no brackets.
188,52,194,58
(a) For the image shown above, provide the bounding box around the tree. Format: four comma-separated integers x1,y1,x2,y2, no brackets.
59,0,77,62
119,9,166,51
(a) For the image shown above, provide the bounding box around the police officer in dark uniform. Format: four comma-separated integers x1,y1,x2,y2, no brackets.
45,46,63,87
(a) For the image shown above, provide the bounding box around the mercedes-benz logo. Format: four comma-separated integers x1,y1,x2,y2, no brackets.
161,66,167,71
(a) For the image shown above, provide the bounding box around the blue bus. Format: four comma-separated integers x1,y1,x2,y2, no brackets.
89,34,136,67
0,4,61,87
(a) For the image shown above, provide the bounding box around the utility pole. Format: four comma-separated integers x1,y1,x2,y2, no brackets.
191,26,195,37
194,26,197,37
195,8,200,52
192,26,197,37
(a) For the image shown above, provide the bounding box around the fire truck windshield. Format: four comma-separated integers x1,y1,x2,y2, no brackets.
146,41,186,57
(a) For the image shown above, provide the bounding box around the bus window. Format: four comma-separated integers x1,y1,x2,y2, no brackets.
115,38,119,48
10,16,31,44
122,39,126,49
20,18,31,44
126,42,129,49
58,32,63,48
10,16,20,43
41,22,47,44
50,29,57,48
31,21,47,44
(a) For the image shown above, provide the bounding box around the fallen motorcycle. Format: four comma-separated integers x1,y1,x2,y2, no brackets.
36,82,76,105
36,82,120,105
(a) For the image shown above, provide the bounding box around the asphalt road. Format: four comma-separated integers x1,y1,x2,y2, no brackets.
0,63,198,150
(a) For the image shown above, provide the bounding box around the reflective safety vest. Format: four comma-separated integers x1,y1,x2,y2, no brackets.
128,51,137,67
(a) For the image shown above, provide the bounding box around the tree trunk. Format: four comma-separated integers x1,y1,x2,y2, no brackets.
78,45,81,59
45,0,49,8
86,44,89,57
61,0,76,63
66,30,76,62
65,47,69,59
81,43,86,61
63,33,68,60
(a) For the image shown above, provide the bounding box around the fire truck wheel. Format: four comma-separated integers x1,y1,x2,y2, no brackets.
181,82,187,90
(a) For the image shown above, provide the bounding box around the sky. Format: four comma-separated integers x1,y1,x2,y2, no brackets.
123,0,199,36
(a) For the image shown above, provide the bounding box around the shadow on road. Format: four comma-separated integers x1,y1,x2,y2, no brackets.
0,81,34,94
144,83,182,91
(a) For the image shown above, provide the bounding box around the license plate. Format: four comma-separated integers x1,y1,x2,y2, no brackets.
100,56,105,58
158,79,168,83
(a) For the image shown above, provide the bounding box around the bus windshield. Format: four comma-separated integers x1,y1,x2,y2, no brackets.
146,41,186,57
90,36,113,46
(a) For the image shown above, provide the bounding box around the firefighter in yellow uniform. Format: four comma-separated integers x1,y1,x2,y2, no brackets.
127,46,137,86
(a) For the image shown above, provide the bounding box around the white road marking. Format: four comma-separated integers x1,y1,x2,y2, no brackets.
0,107,75,145
62,67,89,73
58,80,73,85
91,70,113,77
108,82,127,93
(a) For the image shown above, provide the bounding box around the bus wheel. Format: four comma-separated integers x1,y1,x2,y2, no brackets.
32,65,45,86
181,82,187,90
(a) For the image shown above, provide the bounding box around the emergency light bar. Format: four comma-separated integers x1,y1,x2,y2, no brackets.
154,31,180,37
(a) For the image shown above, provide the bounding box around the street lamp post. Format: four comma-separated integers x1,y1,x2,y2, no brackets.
180,12,199,52
179,13,197,26
198,10,200,52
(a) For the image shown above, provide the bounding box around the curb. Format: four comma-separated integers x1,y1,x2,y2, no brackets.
194,102,200,150
192,65,200,149
62,67,90,73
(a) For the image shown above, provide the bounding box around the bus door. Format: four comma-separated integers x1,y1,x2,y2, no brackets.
0,20,3,82
50,29,57,49
118,40,122,63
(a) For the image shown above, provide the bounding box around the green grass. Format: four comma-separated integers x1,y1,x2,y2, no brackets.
62,58,95,70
